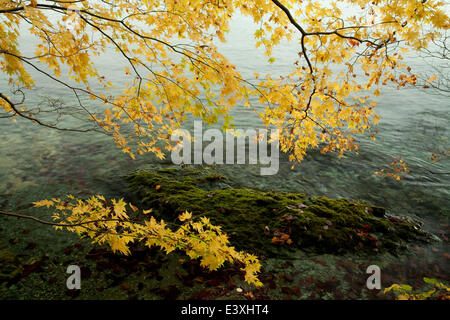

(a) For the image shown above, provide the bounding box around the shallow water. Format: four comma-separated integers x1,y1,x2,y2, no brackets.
0,14,449,298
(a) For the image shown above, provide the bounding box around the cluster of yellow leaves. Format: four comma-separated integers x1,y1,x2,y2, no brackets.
0,0,449,163
430,148,450,163
384,278,450,300
33,195,263,287
375,156,410,180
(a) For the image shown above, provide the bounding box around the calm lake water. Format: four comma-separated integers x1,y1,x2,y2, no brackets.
0,13,449,297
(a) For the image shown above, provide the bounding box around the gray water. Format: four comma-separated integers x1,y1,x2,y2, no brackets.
0,14,449,297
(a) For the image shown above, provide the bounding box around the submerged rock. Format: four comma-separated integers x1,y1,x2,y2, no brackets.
126,167,431,256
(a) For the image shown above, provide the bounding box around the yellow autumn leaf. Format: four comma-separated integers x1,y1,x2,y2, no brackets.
373,114,380,125
110,237,131,255
112,198,128,219
4,0,449,289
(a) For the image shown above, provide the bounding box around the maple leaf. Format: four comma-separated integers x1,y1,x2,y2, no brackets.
112,198,128,219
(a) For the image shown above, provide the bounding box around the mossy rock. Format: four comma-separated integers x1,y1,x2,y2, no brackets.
126,167,431,256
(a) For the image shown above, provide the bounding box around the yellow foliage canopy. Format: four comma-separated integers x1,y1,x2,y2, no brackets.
33,196,263,287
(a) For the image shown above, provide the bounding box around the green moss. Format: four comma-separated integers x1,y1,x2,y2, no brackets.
126,167,431,256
